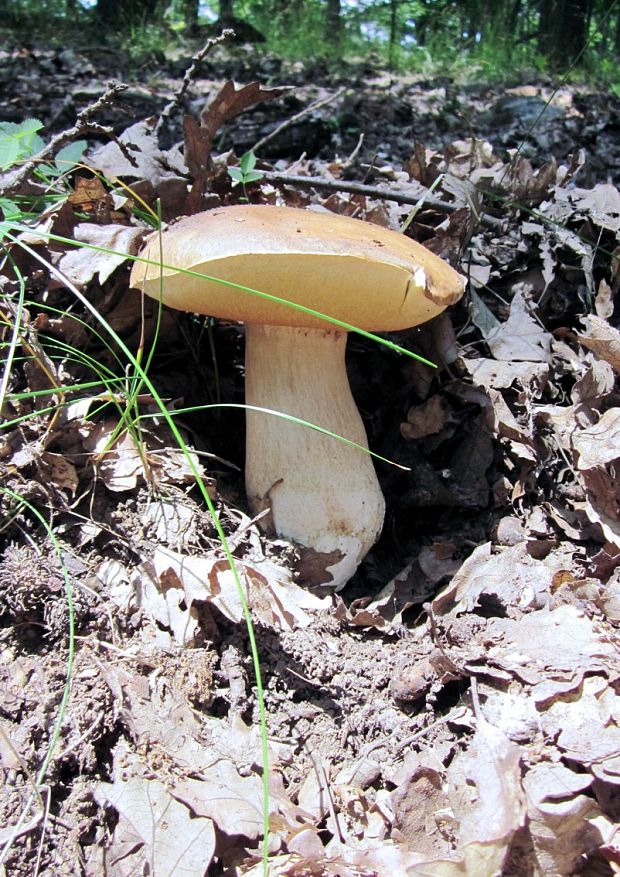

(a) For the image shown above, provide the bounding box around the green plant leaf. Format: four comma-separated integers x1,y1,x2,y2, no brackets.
227,167,245,183
0,118,45,169
239,150,257,174
242,170,263,183
39,140,88,179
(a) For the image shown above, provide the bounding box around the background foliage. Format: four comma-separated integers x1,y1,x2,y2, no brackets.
1,0,619,83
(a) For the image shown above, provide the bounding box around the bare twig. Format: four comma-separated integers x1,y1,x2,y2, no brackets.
262,169,505,230
342,132,364,169
0,81,133,197
156,29,235,135
252,87,346,154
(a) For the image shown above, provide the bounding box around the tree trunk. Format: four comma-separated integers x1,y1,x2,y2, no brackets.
96,0,160,26
183,0,199,34
220,0,234,21
538,0,591,67
324,0,342,52
388,0,398,68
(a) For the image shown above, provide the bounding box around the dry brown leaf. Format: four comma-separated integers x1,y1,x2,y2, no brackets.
523,763,606,877
184,80,288,190
406,718,525,876
94,774,216,877
541,676,620,774
431,542,551,617
134,544,329,645
201,80,288,142
481,604,617,689
401,396,451,441
171,766,266,840
88,118,174,183
486,288,552,363
83,420,204,494
573,407,620,469
578,315,620,374
573,408,620,547
39,451,78,495
56,222,145,289
84,422,143,492
464,358,549,392
68,175,110,212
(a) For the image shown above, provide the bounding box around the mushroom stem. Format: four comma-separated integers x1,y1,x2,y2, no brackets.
244,324,385,589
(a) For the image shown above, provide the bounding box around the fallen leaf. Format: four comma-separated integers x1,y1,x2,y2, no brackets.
486,288,552,362
56,222,145,289
431,542,551,617
578,315,620,374
95,775,215,877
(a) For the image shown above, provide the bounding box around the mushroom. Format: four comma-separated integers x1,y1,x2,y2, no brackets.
130,205,465,589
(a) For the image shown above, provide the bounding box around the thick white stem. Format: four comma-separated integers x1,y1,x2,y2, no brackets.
244,324,385,589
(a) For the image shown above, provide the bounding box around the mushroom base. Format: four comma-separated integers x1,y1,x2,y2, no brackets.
244,324,385,590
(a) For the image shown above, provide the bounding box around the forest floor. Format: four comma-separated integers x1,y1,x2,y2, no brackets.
1,39,620,877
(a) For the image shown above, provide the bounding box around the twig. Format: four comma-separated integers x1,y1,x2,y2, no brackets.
359,705,468,759
252,87,346,154
262,169,505,230
342,132,364,169
0,81,133,197
156,29,236,136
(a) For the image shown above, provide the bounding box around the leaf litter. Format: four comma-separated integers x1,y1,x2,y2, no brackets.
0,46,619,877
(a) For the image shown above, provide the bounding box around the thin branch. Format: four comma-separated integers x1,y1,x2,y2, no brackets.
252,87,346,154
262,170,505,229
0,81,133,197
156,29,236,135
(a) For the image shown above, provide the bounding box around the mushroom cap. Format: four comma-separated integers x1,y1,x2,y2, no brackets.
130,205,465,332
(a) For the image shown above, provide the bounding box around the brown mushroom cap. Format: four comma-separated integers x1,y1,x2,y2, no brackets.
130,205,465,332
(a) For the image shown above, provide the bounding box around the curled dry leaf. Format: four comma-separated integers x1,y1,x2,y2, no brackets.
55,222,145,289
431,542,551,617
485,288,552,363
83,419,203,493
578,314,620,374
573,407,620,547
134,543,330,645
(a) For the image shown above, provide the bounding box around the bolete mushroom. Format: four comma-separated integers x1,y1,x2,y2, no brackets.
130,205,465,589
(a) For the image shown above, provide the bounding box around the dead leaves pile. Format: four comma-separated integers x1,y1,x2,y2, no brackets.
1,75,619,877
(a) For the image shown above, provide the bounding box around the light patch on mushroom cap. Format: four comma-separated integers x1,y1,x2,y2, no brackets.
130,205,465,332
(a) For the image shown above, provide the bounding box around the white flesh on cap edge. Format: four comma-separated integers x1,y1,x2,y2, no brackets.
244,324,385,590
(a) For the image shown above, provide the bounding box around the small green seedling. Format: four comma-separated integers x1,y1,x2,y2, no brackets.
227,150,263,200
